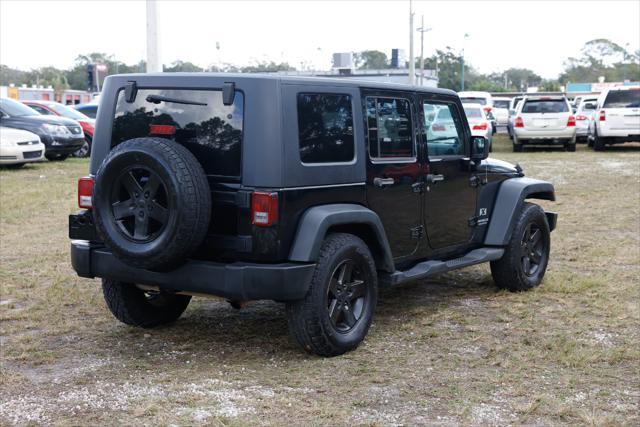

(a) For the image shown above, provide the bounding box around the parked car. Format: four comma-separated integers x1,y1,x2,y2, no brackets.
571,96,584,114
512,95,576,152
589,87,640,151
507,96,525,140
73,103,98,119
23,100,95,157
70,74,557,357
460,92,496,133
0,98,85,161
463,103,493,150
491,97,511,127
573,96,598,143
0,126,45,167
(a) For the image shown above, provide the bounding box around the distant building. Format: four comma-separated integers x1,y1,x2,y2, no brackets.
1,84,93,104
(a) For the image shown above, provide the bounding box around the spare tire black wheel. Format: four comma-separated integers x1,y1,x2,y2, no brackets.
93,137,211,271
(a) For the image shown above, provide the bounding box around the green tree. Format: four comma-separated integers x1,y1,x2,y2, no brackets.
240,61,295,73
164,60,203,72
354,50,389,69
560,39,640,84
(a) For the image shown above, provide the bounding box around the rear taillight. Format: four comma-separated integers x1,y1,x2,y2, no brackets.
432,123,445,131
472,123,488,130
483,106,492,113
78,176,94,209
514,116,524,128
599,110,606,121
567,115,576,127
575,115,587,121
251,192,278,227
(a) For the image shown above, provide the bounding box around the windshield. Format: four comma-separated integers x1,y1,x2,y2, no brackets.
49,103,90,120
0,98,40,117
604,90,640,108
460,97,487,105
522,100,569,113
463,107,483,118
493,100,510,109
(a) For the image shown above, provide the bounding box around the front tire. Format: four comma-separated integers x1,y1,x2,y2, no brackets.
102,279,191,327
286,233,378,357
490,203,550,292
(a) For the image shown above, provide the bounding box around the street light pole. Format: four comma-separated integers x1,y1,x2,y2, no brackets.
416,16,431,86
146,0,162,73
460,33,469,91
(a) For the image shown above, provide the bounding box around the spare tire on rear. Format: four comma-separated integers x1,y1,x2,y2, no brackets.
93,137,211,271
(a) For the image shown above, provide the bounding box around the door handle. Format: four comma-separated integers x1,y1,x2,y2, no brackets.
373,177,395,187
426,174,445,184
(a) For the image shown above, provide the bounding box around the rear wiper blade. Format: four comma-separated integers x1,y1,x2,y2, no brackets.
145,94,207,106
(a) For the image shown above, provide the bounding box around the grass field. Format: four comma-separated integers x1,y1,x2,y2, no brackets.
1,135,639,426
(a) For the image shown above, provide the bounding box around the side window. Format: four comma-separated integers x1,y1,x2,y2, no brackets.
31,105,51,115
366,97,414,159
297,93,354,164
423,102,465,157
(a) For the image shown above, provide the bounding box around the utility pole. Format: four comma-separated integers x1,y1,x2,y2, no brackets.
146,0,162,73
416,16,431,86
408,0,415,85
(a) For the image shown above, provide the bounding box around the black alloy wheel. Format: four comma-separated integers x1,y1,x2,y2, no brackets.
327,259,367,332
110,167,170,242
520,223,544,277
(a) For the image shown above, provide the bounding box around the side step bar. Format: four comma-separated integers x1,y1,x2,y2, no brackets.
379,247,505,286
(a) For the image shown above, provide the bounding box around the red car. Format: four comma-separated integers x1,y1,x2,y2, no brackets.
23,100,94,157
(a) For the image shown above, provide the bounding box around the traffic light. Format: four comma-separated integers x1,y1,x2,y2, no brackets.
87,64,94,91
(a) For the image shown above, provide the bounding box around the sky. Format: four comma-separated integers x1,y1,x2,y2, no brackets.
1,0,639,79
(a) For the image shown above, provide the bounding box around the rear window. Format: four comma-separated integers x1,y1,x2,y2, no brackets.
297,93,354,164
463,107,482,118
460,97,487,105
604,90,640,108
493,100,510,109
522,100,569,113
112,89,244,177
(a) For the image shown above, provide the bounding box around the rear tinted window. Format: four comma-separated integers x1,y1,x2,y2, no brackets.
366,97,414,159
522,100,569,113
493,100,510,109
604,90,640,108
297,93,354,164
112,89,244,177
460,97,487,105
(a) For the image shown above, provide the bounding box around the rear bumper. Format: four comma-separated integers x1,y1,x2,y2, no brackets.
70,240,315,301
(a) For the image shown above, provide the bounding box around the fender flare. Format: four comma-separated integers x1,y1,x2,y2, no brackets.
288,204,395,272
484,177,556,246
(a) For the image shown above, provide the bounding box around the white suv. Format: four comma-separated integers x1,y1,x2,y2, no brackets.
590,87,640,151
492,97,511,126
512,95,576,152
574,97,598,143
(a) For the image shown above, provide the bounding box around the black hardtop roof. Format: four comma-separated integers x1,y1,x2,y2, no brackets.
106,72,456,96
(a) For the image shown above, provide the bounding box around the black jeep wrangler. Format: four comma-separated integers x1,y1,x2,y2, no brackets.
70,74,557,357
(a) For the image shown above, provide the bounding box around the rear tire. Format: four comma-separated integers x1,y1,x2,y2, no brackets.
102,279,191,327
593,130,606,151
286,233,378,357
513,142,523,152
565,142,576,152
491,203,550,292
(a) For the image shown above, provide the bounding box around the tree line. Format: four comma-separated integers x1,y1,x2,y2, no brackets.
1,39,637,93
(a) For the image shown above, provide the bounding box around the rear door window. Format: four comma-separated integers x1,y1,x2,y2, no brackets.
522,100,569,113
366,97,414,159
112,89,244,177
604,90,640,108
297,93,354,163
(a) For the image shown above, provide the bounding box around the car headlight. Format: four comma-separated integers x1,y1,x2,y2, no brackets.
42,123,72,136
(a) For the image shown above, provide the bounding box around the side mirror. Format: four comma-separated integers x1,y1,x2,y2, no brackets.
470,136,489,161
